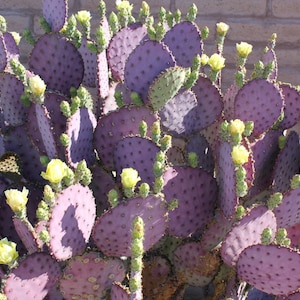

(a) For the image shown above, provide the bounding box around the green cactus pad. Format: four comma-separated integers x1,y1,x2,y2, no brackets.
148,66,187,111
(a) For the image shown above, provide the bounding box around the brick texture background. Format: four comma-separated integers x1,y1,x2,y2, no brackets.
1,0,300,91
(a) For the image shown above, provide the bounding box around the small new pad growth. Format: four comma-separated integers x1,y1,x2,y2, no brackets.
108,189,119,207
275,228,291,246
235,205,245,220
290,174,300,189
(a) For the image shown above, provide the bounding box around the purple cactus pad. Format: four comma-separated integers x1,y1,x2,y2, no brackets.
94,105,158,170
59,252,126,300
162,21,203,68
3,253,61,300
48,184,96,261
107,23,148,81
65,108,97,167
43,0,68,32
29,33,84,96
124,40,176,101
92,195,167,257
111,283,130,300
221,205,277,267
0,35,7,72
163,166,218,238
234,79,284,138
237,244,300,295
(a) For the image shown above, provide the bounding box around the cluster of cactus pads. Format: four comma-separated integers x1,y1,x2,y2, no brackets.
0,0,300,299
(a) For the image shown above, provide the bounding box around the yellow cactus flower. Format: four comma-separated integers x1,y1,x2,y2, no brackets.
120,168,141,189
229,119,245,135
5,187,29,213
208,53,225,72
75,10,92,24
41,159,69,184
0,238,19,265
116,0,133,12
231,145,249,165
216,22,229,36
28,75,46,97
236,42,253,58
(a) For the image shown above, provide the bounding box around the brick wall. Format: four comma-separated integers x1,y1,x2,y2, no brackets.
1,0,300,91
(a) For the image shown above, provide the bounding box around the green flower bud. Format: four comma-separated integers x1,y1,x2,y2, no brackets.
153,176,164,194
36,200,50,221
63,167,75,186
159,7,166,23
235,166,246,181
71,96,81,114
10,59,27,83
290,174,300,190
40,155,50,167
173,9,181,23
154,22,166,41
261,227,273,245
86,41,98,53
188,152,198,168
96,25,108,52
43,185,55,203
186,3,198,22
201,26,209,40
156,151,166,164
109,12,120,35
60,100,71,118
151,121,161,143
60,133,70,147
235,71,245,88
129,277,141,293
275,228,288,245
138,1,150,23
267,192,283,210
235,205,245,219
108,189,119,207
75,160,91,186
139,183,150,199
168,198,178,211
98,0,106,20
236,180,248,197
160,135,172,152
131,257,143,273
243,121,254,137
166,11,174,28
39,229,50,243
131,239,144,256
139,120,147,137
153,161,164,177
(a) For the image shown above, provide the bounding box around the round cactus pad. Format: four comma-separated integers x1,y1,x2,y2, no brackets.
124,40,175,101
43,0,67,32
221,205,277,267
94,105,158,170
163,166,218,238
48,184,96,260
59,252,126,300
111,283,130,300
162,21,203,67
234,79,284,137
92,195,167,257
4,253,61,300
107,23,148,81
237,244,300,295
29,33,84,96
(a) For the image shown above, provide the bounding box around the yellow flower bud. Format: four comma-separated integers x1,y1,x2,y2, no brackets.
41,159,69,183
200,54,209,66
120,168,141,189
216,22,229,36
28,75,46,97
236,41,253,58
208,53,225,72
231,145,249,165
229,119,245,135
0,238,19,265
5,187,29,213
10,31,21,45
75,10,91,24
